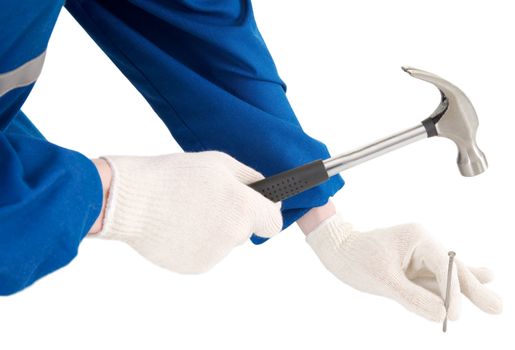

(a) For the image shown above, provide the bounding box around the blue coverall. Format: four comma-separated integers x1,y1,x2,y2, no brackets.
0,0,343,295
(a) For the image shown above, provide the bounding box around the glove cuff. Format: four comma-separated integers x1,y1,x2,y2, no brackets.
305,213,353,250
95,155,162,242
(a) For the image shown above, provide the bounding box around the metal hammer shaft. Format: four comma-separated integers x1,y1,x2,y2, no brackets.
324,124,427,177
249,124,428,203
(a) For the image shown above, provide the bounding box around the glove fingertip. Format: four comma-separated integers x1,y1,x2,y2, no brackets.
252,203,283,238
471,290,503,314
447,299,462,321
255,215,283,238
457,260,503,314
485,294,503,314
469,266,495,284
394,279,447,322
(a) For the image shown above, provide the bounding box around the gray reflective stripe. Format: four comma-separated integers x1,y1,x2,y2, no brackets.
0,51,46,97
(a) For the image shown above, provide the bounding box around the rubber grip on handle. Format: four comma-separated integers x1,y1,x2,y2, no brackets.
249,160,329,202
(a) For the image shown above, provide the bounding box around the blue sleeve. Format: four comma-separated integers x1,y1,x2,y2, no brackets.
0,131,102,295
65,0,344,244
0,132,102,295
0,0,103,295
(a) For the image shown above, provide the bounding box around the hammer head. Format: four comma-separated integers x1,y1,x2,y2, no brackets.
402,67,488,177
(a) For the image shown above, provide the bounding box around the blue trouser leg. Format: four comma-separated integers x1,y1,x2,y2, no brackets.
65,0,344,243
0,1,103,295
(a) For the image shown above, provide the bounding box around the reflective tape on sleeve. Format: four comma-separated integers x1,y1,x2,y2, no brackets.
0,51,46,97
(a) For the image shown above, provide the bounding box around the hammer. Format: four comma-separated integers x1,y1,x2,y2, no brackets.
250,67,487,202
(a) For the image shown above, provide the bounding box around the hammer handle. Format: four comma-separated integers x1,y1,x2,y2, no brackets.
249,160,329,202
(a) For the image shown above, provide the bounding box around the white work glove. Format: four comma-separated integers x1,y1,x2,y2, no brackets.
96,151,282,273
307,213,502,322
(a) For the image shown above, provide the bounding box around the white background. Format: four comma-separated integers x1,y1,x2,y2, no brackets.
1,1,514,349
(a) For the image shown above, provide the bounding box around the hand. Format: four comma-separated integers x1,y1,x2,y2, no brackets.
92,151,282,273
306,214,502,322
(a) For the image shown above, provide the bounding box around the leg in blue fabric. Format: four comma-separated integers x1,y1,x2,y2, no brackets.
0,0,103,295
66,0,344,243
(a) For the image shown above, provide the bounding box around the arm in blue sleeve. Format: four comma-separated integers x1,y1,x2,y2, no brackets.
1,0,103,295
65,0,344,245
0,131,102,295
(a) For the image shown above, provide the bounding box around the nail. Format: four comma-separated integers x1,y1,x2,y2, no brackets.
443,251,456,333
